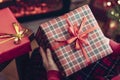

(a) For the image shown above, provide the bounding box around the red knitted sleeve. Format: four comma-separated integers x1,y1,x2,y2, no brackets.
110,40,120,54
47,70,61,80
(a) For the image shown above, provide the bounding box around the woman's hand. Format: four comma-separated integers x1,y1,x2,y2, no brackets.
39,47,59,71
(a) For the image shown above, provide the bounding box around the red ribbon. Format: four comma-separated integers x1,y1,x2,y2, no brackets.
66,18,89,48
53,17,97,64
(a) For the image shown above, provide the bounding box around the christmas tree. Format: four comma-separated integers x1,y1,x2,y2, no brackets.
107,0,120,22
105,0,120,41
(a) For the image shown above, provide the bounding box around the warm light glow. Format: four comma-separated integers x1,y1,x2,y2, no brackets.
0,0,3,3
119,19,120,22
41,3,47,7
103,2,107,7
107,2,112,6
109,21,117,29
115,13,119,17
111,11,115,15
118,0,120,4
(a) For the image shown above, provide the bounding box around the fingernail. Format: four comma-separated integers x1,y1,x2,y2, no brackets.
39,47,43,52
47,48,50,53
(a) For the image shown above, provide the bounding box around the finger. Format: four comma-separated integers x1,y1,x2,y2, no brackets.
46,48,54,63
39,47,48,64
46,48,59,71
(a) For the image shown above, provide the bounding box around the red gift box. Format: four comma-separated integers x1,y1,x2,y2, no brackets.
35,5,113,76
0,8,31,63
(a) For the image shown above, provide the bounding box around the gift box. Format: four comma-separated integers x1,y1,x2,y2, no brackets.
0,8,31,63
35,5,113,76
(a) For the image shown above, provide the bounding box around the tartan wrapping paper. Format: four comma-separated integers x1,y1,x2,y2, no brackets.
63,54,120,80
35,5,113,76
25,48,119,80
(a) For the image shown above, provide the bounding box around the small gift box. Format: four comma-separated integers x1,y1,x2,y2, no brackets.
0,8,31,63
35,5,113,76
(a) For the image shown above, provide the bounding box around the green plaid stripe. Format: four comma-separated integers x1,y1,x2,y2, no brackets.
35,5,113,76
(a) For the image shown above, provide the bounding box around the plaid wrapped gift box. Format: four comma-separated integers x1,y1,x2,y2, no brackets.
35,5,113,76
0,8,31,63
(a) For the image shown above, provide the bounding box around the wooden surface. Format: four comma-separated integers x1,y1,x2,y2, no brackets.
0,60,19,80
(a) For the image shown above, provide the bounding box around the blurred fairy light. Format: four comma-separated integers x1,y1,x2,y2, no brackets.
107,1,112,6
0,0,3,3
118,0,120,4
110,20,117,28
115,13,119,17
111,11,115,15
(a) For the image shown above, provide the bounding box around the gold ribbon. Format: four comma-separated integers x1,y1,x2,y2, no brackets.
0,22,28,45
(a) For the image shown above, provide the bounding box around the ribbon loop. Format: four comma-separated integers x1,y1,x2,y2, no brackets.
55,17,97,64
0,22,28,45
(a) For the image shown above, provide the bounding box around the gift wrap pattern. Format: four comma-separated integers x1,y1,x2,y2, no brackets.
35,5,113,76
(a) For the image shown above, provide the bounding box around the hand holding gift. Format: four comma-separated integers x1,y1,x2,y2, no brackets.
39,47,59,71
39,47,61,80
35,5,113,76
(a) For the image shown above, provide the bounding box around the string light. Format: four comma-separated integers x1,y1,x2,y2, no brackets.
118,0,120,4
111,11,115,15
109,20,117,28
107,1,112,6
0,0,3,3
115,13,119,17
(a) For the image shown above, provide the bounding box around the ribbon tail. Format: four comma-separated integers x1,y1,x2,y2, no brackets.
66,18,73,27
81,46,91,65
76,40,91,64
79,18,87,33
67,37,77,44
68,26,75,35
73,24,79,36
80,38,89,46
0,37,14,45
53,39,67,50
75,40,81,49
79,26,98,45
82,27,97,35
0,35,12,39
12,22,20,34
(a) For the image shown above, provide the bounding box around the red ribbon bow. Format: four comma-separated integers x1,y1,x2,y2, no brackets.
54,17,97,64
66,17,96,64
66,18,89,49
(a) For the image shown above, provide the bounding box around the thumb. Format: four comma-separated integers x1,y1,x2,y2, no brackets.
46,48,59,71
46,48,54,63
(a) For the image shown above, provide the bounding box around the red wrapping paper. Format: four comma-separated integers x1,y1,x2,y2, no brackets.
0,8,31,63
